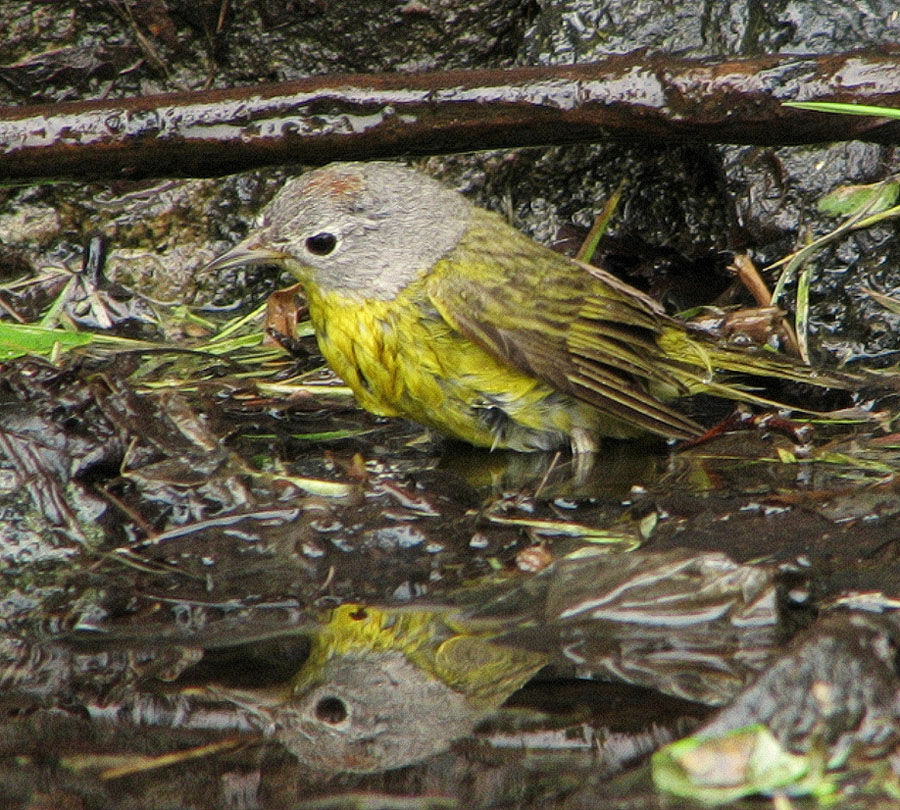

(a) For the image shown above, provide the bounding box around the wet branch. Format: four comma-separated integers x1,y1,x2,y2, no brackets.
2,51,900,181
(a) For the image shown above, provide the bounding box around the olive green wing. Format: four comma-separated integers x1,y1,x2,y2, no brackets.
424,209,704,439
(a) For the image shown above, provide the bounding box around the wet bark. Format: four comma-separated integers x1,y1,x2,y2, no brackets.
2,51,900,181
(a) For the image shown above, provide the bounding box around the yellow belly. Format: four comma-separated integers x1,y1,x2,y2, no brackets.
304,285,598,451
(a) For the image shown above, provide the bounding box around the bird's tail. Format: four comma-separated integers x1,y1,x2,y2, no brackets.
658,325,877,413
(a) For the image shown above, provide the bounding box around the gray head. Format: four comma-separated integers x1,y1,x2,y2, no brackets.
207,162,471,300
272,649,481,772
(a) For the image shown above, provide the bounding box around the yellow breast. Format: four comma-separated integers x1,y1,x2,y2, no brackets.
302,281,594,451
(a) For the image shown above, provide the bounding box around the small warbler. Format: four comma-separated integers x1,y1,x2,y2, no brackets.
208,162,858,452
207,549,775,771
213,603,548,772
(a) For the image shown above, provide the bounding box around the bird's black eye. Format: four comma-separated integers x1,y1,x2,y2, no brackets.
315,696,348,724
305,232,337,256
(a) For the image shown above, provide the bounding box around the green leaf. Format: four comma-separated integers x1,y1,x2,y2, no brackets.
0,322,94,360
783,101,900,120
817,181,900,218
576,180,625,264
652,724,834,802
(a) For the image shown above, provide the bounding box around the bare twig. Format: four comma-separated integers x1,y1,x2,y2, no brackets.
1,51,900,181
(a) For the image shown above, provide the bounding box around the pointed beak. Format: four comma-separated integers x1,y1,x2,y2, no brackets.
204,237,287,273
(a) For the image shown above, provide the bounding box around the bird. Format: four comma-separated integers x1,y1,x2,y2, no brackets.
259,602,547,772
207,161,861,453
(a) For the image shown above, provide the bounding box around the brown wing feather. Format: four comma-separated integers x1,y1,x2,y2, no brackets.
425,209,704,439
